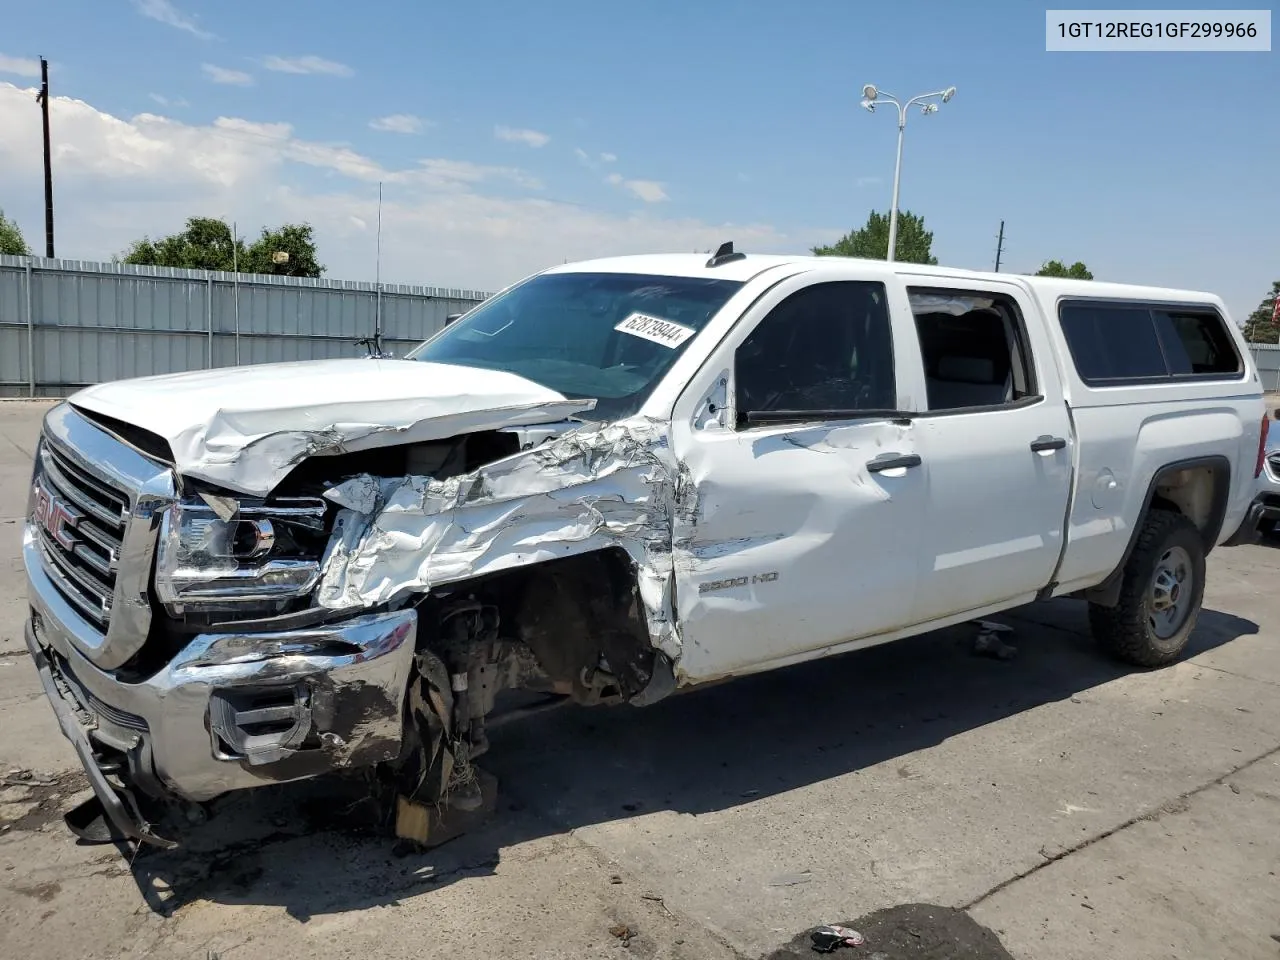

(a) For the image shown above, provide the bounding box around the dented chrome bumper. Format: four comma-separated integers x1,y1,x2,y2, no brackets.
25,526,417,807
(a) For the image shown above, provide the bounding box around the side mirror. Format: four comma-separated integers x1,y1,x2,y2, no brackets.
445,313,462,327
1272,408,1279,420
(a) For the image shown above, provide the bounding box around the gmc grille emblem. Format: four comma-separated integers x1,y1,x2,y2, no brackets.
32,478,84,551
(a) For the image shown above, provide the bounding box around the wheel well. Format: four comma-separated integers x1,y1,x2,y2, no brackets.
1150,464,1223,541
1082,456,1230,609
420,547,658,706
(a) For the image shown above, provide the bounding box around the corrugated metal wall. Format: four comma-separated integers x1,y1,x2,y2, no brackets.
0,255,489,397
1250,343,1280,393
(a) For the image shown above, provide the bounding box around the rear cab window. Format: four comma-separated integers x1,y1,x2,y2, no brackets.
1058,299,1243,385
907,288,1040,413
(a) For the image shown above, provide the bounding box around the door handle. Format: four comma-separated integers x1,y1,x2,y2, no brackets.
867,452,922,473
1030,435,1067,453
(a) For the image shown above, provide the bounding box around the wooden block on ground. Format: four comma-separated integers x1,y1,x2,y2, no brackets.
394,769,498,848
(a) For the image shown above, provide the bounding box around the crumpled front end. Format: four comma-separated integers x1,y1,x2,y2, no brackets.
24,392,689,846
22,404,420,844
313,417,685,666
26,551,416,841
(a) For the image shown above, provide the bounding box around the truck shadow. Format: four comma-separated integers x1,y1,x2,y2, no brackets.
124,599,1257,921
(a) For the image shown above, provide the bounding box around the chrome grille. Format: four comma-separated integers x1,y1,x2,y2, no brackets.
29,404,175,673
35,441,130,631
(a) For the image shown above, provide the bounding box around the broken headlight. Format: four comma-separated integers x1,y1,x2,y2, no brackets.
155,497,328,614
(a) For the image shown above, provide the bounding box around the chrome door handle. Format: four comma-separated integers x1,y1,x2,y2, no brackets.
867,452,922,473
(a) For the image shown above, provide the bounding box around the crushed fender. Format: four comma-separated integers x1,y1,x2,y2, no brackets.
315,417,684,662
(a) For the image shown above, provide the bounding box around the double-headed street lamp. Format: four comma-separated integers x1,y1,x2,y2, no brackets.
860,83,956,263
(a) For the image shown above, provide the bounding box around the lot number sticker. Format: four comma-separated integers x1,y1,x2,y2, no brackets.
615,312,696,349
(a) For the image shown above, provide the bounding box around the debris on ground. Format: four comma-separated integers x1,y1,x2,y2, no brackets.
810,924,864,952
767,903,1015,959
609,923,636,944
971,621,1018,661
767,870,814,887
641,893,676,918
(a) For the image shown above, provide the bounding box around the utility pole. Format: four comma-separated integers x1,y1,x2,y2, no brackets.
993,220,1005,272
375,181,383,352
35,57,54,258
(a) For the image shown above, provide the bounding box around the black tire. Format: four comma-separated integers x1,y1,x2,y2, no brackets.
1088,509,1206,668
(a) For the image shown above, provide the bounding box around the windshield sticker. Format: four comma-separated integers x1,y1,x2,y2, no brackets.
615,312,696,349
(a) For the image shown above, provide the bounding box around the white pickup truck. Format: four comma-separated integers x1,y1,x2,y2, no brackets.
23,246,1270,847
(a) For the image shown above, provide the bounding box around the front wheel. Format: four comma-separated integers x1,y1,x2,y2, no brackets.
1088,510,1206,668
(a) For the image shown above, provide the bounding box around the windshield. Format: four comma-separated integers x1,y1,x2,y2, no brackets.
406,272,744,421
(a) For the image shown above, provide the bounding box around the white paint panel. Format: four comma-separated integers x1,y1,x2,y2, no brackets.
933,534,1047,571
68,358,593,495
672,417,927,682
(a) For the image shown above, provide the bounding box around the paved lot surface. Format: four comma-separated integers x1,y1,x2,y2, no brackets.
2,399,1279,960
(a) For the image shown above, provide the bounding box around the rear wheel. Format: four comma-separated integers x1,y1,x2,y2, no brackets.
1088,510,1206,667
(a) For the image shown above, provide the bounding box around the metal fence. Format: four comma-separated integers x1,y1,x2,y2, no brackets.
1249,343,1280,394
0,255,490,398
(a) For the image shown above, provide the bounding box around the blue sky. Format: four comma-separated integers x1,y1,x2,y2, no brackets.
0,0,1276,322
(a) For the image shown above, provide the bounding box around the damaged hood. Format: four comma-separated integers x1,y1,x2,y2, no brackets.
69,358,595,496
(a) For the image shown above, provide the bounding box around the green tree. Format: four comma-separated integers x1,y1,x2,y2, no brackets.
241,223,324,278
121,216,245,271
0,208,30,256
812,209,938,265
121,217,324,277
1242,281,1280,344
1035,259,1094,280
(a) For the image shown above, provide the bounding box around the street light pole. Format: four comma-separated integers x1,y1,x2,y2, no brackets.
887,116,906,264
860,83,956,263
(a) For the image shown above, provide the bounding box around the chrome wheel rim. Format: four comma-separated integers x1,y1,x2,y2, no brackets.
1149,545,1193,640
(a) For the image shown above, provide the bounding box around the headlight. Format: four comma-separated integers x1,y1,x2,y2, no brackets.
155,497,328,614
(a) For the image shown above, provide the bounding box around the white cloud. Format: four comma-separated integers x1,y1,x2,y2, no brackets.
134,0,213,39
202,64,254,86
620,179,668,203
0,54,40,78
0,81,793,294
600,152,617,163
262,55,354,77
574,147,591,164
370,113,426,134
605,172,668,203
495,125,550,148
149,93,189,108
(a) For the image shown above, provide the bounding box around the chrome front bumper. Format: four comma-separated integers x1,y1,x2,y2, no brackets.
24,524,418,812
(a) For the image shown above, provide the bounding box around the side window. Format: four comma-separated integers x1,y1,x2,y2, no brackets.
1058,300,1243,384
1152,308,1242,376
1059,303,1167,382
734,281,895,427
908,288,1038,412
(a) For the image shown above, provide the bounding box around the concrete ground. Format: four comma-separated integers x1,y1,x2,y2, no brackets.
2,399,1279,960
